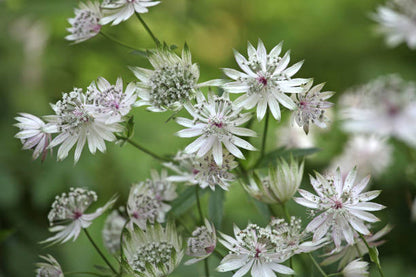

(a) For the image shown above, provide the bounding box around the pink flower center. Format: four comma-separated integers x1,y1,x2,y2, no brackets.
205,245,215,254
192,169,200,175
257,76,268,86
93,24,102,33
73,211,83,219
254,248,262,258
333,200,343,209
212,121,224,128
132,211,140,219
388,105,399,117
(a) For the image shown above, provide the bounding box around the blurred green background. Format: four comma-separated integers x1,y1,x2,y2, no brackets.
1,0,416,276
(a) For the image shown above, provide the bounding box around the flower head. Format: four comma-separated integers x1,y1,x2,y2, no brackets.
165,150,238,190
176,92,256,166
35,255,63,277
185,218,216,265
102,209,127,254
340,75,416,147
294,167,385,248
123,222,184,277
88,77,137,124
244,157,304,204
14,113,58,161
43,187,116,244
342,259,369,277
292,79,334,134
321,225,392,269
47,87,123,162
217,223,295,276
66,1,102,43
101,0,160,25
223,39,309,120
372,0,416,49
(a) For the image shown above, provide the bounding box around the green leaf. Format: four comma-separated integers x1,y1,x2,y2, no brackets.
170,186,207,216
129,50,148,57
170,44,178,50
208,189,225,229
126,116,135,139
369,246,380,265
250,198,271,220
258,147,320,168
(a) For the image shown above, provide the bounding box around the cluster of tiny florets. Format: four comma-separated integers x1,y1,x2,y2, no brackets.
131,241,174,272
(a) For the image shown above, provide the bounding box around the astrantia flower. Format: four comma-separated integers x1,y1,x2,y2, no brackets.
217,223,295,276
127,172,176,229
294,167,385,248
329,135,393,180
269,217,327,255
243,157,304,204
102,209,127,254
131,47,221,112
223,39,309,120
372,0,416,49
35,255,63,277
43,187,116,244
276,124,315,149
66,1,102,43
123,222,184,277
47,87,123,162
14,113,58,161
185,218,216,265
342,259,369,277
101,0,160,26
292,79,334,134
321,225,392,269
340,75,416,147
176,92,256,166
88,77,137,124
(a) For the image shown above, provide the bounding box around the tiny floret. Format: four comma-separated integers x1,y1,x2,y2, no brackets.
66,1,102,43
185,218,217,265
102,209,127,254
35,255,63,277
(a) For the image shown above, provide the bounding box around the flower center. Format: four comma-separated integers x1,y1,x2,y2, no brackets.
73,211,83,219
254,247,262,258
205,245,215,254
257,76,268,86
333,200,343,209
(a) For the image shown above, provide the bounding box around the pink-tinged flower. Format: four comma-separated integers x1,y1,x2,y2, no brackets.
217,223,295,276
42,187,116,244
176,92,256,166
222,39,309,120
185,219,216,265
294,166,385,249
66,2,102,43
15,113,58,161
292,79,334,134
101,0,160,26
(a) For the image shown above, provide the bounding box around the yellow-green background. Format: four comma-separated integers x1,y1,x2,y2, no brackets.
1,0,416,276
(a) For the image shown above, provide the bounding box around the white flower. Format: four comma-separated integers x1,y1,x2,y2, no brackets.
321,225,392,269
176,92,256,166
292,79,334,134
223,39,309,120
185,218,216,265
88,77,137,124
276,124,315,149
123,222,184,277
340,75,416,147
35,255,63,277
165,150,238,190
102,209,127,254
294,166,385,249
42,187,116,244
100,0,160,26
217,223,295,277
66,1,102,43
243,157,304,204
372,0,416,49
14,113,58,161
342,259,369,277
130,47,221,112
269,217,327,255
127,171,176,229
329,135,393,180
46,87,123,162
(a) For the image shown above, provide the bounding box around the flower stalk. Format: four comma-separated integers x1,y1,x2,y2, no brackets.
83,229,117,274
135,12,160,46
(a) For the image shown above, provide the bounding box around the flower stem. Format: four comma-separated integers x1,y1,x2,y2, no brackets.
281,203,294,277
64,272,104,276
253,108,270,168
122,137,172,162
358,232,385,277
118,220,130,274
135,12,161,47
195,187,210,277
308,253,328,277
83,229,117,274
99,31,145,53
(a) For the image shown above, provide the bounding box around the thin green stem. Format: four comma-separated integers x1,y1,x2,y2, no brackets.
358,232,385,277
135,13,161,46
83,229,117,274
195,187,209,277
118,220,130,274
253,108,270,169
308,253,328,277
204,259,210,277
100,31,144,52
121,137,171,162
64,272,104,276
281,203,291,222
